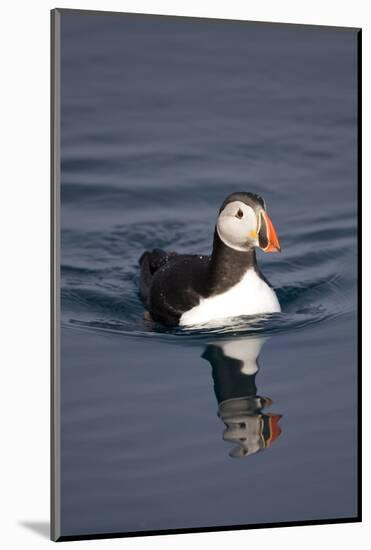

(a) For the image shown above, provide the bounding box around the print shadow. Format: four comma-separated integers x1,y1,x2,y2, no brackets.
19,521,49,539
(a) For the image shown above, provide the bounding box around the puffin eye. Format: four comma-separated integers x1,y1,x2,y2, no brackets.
236,208,244,219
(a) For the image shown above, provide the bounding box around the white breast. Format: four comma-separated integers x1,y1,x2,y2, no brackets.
179,269,280,327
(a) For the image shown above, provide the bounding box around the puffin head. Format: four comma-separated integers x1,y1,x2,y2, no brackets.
216,191,281,253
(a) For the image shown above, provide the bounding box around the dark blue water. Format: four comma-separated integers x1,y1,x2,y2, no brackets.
59,12,358,537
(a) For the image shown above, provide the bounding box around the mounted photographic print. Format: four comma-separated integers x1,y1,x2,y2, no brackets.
51,8,361,541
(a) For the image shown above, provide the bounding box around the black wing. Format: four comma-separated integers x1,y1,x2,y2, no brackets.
139,250,210,325
139,249,178,307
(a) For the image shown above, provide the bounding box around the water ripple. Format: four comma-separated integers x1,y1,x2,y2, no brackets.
61,216,356,342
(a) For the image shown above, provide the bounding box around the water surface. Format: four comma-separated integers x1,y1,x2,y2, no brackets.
59,12,358,537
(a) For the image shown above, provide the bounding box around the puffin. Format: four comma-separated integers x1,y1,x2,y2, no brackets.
139,191,281,327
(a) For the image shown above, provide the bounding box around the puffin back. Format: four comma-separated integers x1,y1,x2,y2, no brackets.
139,249,177,307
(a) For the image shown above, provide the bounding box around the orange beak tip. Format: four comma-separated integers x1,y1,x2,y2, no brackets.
261,210,281,253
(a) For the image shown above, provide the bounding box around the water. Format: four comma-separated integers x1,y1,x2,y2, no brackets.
59,12,358,537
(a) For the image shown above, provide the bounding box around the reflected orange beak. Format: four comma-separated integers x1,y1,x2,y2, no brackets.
259,210,281,253
265,414,283,448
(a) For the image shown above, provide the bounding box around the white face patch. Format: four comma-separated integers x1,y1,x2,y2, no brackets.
217,201,259,251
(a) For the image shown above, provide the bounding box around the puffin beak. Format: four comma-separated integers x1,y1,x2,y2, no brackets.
259,210,281,253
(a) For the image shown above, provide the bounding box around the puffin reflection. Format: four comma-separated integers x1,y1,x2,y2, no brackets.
202,338,282,458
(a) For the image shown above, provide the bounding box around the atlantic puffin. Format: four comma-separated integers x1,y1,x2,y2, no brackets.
139,192,281,327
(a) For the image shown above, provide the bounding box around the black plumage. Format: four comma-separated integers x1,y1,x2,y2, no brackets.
139,231,261,326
